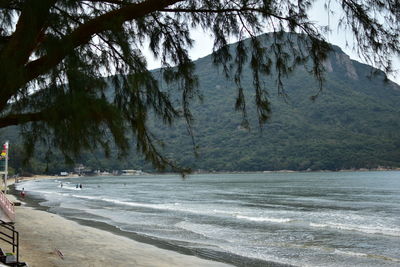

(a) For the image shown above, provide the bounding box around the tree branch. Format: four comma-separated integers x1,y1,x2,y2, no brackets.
0,0,56,113
160,7,297,21
0,112,45,128
0,0,20,10
24,0,183,85
0,0,55,66
81,0,128,5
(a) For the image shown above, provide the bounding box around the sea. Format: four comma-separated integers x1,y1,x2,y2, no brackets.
15,171,400,267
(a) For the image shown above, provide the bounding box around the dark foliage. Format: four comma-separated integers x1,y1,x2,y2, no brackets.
0,1,399,172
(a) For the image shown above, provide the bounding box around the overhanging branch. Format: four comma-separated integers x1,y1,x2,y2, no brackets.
0,112,45,128
24,0,183,86
0,0,20,10
160,7,298,21
82,0,128,5
1,0,55,66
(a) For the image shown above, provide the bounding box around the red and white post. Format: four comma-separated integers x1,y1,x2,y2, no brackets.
1,141,9,194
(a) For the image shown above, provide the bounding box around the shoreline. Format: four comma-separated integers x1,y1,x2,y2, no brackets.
11,204,232,267
7,180,236,267
9,183,290,267
11,167,400,182
193,167,400,174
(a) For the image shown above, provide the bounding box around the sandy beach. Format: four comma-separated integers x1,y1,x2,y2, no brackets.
2,176,231,267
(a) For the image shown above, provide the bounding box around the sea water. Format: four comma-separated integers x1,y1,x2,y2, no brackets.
16,171,400,266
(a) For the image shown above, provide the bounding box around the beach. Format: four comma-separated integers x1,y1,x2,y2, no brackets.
3,176,231,267
5,171,400,267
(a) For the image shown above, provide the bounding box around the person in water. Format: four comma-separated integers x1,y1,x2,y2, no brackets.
79,184,82,189
20,188,26,198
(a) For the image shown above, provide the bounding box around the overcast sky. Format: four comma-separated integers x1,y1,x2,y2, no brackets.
145,1,399,85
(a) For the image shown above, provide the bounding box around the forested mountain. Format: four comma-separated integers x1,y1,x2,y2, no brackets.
2,33,400,174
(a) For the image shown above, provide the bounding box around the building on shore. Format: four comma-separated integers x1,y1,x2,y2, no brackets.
121,169,145,176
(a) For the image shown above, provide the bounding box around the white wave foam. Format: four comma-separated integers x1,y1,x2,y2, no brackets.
309,223,326,228
334,249,400,262
71,195,179,212
27,190,70,197
69,196,244,218
62,186,82,191
334,249,370,258
100,198,166,209
72,195,100,200
236,215,293,223
310,222,400,237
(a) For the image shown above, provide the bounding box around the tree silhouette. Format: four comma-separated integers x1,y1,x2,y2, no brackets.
0,0,398,171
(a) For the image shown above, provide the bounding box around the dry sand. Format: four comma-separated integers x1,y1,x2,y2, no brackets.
2,177,231,267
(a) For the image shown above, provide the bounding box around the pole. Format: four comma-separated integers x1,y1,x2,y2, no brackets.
3,141,8,194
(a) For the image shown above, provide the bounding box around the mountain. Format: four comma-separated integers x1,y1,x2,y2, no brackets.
2,33,400,173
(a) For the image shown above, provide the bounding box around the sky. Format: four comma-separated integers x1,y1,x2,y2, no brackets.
145,1,400,85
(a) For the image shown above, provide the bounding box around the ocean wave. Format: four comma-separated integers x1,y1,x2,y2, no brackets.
236,215,293,223
62,185,82,191
72,195,100,200
309,222,400,237
71,195,181,211
25,190,70,197
101,198,174,210
68,195,245,218
334,249,400,262
175,221,231,240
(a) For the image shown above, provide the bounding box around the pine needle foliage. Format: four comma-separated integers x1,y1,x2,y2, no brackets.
0,0,398,172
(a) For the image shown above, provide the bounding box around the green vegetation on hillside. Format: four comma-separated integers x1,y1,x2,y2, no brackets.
2,36,400,174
